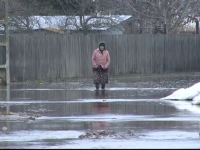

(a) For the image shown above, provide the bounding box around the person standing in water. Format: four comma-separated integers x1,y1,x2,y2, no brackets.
92,41,110,90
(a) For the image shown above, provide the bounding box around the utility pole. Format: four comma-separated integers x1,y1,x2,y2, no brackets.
0,0,10,85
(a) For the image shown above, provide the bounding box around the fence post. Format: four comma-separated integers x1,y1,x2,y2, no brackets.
0,0,10,85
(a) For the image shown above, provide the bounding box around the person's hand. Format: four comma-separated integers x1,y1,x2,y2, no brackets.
93,65,98,68
101,65,106,69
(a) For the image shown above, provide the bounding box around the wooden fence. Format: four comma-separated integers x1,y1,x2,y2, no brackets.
1,33,200,81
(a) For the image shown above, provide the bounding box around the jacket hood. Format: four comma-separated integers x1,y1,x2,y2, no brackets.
99,41,105,50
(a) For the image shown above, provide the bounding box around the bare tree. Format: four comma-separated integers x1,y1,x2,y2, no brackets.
0,0,130,34
0,0,40,32
49,0,130,35
8,0,200,34
121,0,200,34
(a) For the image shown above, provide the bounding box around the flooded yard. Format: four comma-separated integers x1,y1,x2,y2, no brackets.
0,74,200,149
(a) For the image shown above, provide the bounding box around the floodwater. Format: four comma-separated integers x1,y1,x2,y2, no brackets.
0,74,200,149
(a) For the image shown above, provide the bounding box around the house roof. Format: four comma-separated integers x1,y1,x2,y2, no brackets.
43,27,65,34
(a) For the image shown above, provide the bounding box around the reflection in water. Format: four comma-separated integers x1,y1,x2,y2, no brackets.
1,76,200,148
92,90,110,130
6,85,10,133
0,85,10,134
94,90,108,99
6,85,10,114
0,88,173,102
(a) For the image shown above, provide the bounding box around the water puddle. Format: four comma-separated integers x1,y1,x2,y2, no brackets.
1,75,200,148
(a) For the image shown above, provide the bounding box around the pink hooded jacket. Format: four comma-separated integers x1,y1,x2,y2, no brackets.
92,48,110,69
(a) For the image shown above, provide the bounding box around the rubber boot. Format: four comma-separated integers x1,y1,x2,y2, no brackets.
101,84,105,90
95,83,99,90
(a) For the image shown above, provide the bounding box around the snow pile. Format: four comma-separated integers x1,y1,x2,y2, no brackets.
161,82,200,105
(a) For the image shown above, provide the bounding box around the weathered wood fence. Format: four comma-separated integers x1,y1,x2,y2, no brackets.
1,34,200,81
